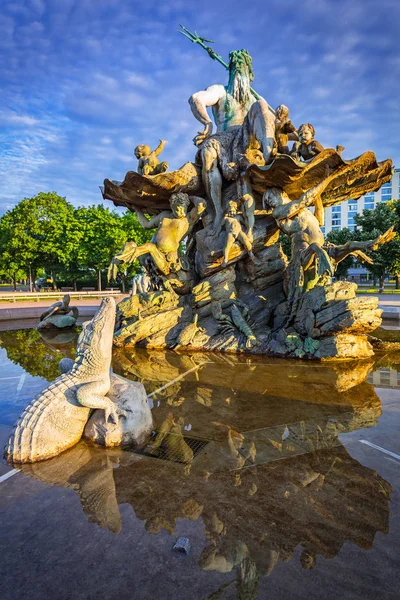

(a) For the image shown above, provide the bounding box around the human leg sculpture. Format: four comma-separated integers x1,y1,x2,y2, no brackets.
108,241,171,281
241,99,276,164
237,174,255,241
201,140,224,232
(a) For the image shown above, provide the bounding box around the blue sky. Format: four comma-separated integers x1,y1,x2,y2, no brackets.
1,0,399,212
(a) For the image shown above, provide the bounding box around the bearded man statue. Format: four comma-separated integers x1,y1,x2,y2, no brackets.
189,49,275,238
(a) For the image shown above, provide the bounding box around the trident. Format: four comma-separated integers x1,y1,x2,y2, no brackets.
179,25,275,115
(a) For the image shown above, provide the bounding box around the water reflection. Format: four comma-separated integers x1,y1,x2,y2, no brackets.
0,327,77,382
11,352,394,599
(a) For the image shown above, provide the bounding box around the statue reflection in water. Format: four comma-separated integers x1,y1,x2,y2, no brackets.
13,353,394,600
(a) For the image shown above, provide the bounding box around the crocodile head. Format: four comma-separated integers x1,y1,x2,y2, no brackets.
75,297,116,370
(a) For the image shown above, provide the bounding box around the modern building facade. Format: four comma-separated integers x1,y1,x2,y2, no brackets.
322,167,399,235
321,167,399,280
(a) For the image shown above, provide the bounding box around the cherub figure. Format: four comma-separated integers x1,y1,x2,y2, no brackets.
291,124,324,162
221,200,257,267
134,140,168,176
274,104,298,155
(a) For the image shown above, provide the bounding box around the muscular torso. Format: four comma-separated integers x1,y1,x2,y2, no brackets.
211,86,256,132
275,209,325,246
153,217,189,254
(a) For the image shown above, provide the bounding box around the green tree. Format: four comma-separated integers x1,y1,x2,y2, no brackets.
75,205,128,291
354,200,400,291
325,227,356,280
118,210,155,291
0,192,79,290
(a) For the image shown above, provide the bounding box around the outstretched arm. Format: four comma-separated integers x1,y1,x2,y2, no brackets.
133,206,166,229
188,195,207,229
189,84,225,146
154,140,166,157
272,172,332,222
333,227,396,264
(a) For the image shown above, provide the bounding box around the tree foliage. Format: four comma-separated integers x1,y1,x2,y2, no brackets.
0,192,79,288
325,227,355,279
354,200,400,289
0,193,154,290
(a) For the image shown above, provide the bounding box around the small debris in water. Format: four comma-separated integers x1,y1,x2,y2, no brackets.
173,537,191,555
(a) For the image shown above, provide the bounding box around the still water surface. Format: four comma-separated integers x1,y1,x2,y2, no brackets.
1,327,400,599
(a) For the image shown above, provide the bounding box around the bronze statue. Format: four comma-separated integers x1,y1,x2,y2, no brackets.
263,182,334,301
101,30,396,360
38,294,79,330
189,49,275,234
134,140,168,176
108,193,206,292
291,124,324,161
222,201,257,267
274,104,298,155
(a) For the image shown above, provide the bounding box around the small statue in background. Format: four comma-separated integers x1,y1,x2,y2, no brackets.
291,124,324,161
274,104,298,154
221,200,257,267
134,140,168,176
38,294,79,330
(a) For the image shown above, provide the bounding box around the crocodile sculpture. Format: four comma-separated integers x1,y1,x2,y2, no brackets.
4,297,126,464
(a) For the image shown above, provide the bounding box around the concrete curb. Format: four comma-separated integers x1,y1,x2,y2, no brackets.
0,306,97,321
380,306,400,320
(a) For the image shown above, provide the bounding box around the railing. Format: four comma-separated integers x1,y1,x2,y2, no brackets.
0,290,124,303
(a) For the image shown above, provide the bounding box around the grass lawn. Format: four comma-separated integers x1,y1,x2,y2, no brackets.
356,287,400,294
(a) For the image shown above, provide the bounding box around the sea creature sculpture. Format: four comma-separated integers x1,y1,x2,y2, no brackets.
214,302,257,349
4,297,127,464
230,304,257,349
175,313,204,348
37,293,79,330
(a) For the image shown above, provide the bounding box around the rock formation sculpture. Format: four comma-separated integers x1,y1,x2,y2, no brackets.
37,293,79,330
101,39,395,360
4,297,152,464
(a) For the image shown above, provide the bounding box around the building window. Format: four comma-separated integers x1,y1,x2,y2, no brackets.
364,191,375,210
348,200,358,212
331,205,341,228
320,226,325,234
348,216,356,226
381,182,392,202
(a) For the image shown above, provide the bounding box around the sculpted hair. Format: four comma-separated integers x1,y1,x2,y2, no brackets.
170,192,190,211
276,104,289,118
135,144,151,156
299,124,315,138
228,49,255,82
